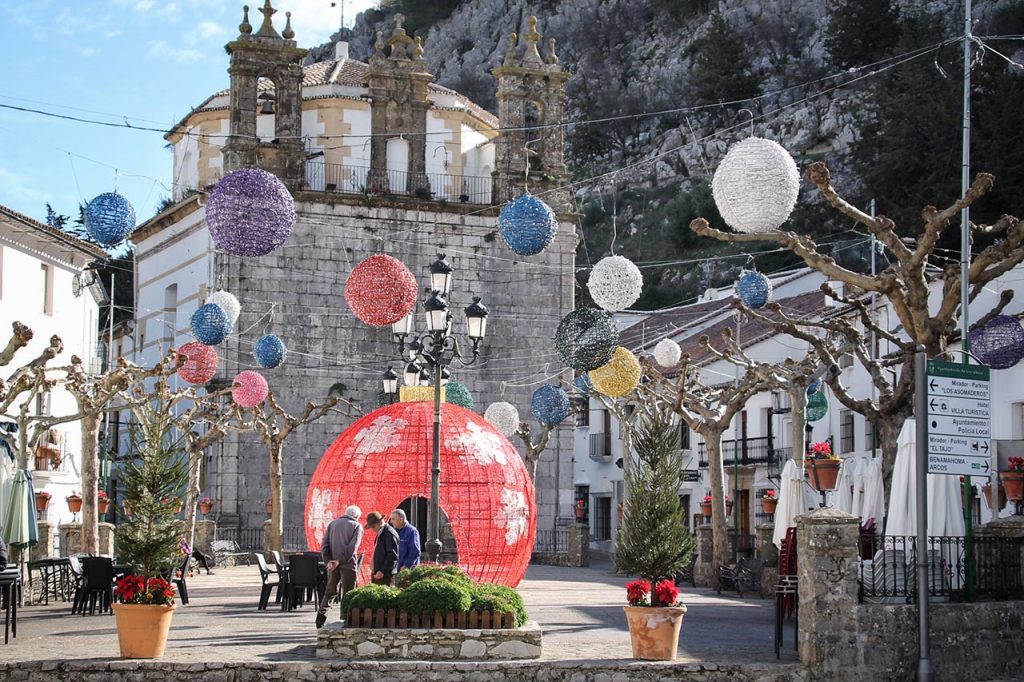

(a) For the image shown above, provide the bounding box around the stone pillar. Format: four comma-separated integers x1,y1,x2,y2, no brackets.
796,507,860,676
59,522,115,557
695,524,714,587
975,515,1024,590
566,523,589,567
30,521,56,562
195,519,216,557
756,522,778,597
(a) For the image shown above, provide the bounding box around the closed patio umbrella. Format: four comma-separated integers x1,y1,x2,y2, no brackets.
0,453,12,526
834,457,859,514
1,469,32,549
885,420,965,537
860,458,886,526
773,459,807,548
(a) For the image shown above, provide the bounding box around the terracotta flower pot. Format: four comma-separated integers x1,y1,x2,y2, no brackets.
1002,471,1024,502
67,496,83,513
699,502,712,518
199,502,213,515
34,494,51,513
266,501,273,515
982,483,1007,511
112,603,176,658
805,459,841,492
623,605,687,660
761,498,778,515
98,499,111,514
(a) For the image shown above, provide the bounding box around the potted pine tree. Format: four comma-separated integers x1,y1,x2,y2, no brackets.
112,404,188,659
616,404,694,660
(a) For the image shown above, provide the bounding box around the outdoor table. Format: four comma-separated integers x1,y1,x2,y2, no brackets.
0,567,20,643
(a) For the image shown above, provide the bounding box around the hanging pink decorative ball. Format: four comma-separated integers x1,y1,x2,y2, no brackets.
232,370,269,407
344,254,419,327
177,342,218,385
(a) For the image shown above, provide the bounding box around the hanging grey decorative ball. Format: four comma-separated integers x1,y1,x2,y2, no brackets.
653,339,682,368
498,194,558,256
485,402,520,437
970,314,1024,369
445,381,474,409
253,334,287,369
736,270,773,309
84,192,136,246
588,255,643,312
555,308,619,371
712,137,799,234
530,384,570,425
191,303,233,346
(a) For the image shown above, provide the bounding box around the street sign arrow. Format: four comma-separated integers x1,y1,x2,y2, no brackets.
982,441,989,453
930,398,937,410
930,379,937,391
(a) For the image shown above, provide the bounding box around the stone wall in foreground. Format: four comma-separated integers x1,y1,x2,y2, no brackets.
316,621,542,659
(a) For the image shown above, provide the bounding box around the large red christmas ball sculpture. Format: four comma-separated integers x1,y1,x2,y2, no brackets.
305,400,536,586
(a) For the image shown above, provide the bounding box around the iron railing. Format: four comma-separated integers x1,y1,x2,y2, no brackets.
858,535,1023,603
589,432,612,460
698,437,773,467
304,162,497,204
283,526,308,552
217,526,264,551
534,528,570,554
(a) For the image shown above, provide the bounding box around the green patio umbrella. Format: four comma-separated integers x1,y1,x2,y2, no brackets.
1,469,32,549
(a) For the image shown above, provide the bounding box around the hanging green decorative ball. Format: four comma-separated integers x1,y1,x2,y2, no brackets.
445,381,474,409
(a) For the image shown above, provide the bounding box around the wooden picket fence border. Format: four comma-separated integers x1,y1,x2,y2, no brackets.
345,607,517,629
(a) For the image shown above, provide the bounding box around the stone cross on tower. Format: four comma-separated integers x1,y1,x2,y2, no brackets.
221,1,308,190
491,16,570,211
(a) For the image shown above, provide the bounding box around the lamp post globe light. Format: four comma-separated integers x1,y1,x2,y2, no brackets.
389,252,488,563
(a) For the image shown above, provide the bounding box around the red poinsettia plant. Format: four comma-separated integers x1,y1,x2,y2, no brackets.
625,578,680,607
114,575,176,606
762,489,777,500
808,441,837,460
1008,456,1024,472
98,490,109,500
701,494,712,504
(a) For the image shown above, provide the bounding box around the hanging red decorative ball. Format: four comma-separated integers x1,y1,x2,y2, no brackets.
177,342,218,385
232,370,269,407
344,254,419,327
305,401,537,587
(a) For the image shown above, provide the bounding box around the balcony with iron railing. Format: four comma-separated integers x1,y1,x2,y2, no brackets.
304,162,502,205
697,436,773,468
589,432,612,461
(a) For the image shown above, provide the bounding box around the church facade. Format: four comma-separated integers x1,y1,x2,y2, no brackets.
132,2,577,545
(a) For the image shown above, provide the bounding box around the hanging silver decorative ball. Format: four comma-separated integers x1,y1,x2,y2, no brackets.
712,137,800,234
485,402,520,437
588,255,643,312
207,290,241,325
653,338,682,368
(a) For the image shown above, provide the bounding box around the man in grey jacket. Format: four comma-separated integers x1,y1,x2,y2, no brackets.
316,504,363,629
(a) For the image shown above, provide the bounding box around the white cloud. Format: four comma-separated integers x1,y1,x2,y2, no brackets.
133,0,154,11
0,166,48,207
275,0,379,45
146,40,203,63
184,20,224,45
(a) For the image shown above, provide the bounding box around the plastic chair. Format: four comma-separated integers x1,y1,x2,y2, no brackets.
255,553,282,610
286,554,323,611
80,557,115,616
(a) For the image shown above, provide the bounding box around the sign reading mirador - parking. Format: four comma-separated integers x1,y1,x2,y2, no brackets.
926,360,991,476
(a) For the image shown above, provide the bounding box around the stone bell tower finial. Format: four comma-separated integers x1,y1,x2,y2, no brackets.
256,0,280,38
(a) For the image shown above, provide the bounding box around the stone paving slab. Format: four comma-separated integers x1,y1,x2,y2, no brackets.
0,561,798,668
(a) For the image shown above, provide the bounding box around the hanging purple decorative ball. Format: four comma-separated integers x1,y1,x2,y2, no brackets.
970,314,1024,369
531,384,570,425
498,194,558,256
85,192,136,246
253,334,287,369
191,303,233,346
206,168,295,257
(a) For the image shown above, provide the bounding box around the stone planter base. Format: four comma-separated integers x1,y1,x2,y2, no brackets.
316,621,542,660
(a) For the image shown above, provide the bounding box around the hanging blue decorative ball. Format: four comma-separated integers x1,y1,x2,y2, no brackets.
970,314,1024,370
84,192,136,246
253,334,287,369
736,270,772,309
573,373,593,395
807,379,822,395
498,194,558,256
191,303,233,346
444,381,474,409
531,384,570,425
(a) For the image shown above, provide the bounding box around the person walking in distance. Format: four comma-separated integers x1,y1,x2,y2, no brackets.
391,509,421,571
365,511,399,586
315,505,363,629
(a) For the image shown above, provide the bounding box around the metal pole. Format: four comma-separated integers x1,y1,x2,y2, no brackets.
733,313,740,562
914,349,935,682
960,0,976,603
870,200,878,460
425,357,444,563
102,272,115,493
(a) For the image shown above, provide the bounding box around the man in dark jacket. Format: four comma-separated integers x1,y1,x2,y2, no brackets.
316,505,363,629
365,511,399,586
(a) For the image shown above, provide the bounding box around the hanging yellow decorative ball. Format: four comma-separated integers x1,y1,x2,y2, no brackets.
589,347,641,398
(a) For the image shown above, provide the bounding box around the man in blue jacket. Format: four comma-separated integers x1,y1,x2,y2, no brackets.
390,509,420,571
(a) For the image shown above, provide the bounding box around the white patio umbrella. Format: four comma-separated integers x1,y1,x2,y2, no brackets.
834,457,859,514
885,420,965,537
773,459,807,548
0,453,12,525
859,457,886,526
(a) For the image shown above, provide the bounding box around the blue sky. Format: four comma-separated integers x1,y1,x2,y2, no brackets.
0,0,376,226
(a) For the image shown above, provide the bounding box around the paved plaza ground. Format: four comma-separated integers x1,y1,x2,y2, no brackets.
0,560,798,667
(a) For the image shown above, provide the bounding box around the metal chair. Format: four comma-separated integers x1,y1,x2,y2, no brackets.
79,557,115,616
0,567,19,643
254,553,283,610
286,554,323,611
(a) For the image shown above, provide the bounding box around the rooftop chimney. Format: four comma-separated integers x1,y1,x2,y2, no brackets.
335,41,349,60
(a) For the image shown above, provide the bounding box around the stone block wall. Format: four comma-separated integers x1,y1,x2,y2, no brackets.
316,621,542,660
530,524,589,567
209,196,576,545
30,521,56,562
59,522,115,557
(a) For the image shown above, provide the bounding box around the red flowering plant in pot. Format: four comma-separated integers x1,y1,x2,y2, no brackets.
761,489,778,515
1002,456,1024,502
198,496,213,515
805,441,841,491
616,407,693,661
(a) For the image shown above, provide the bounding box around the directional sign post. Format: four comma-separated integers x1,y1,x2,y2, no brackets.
925,360,991,477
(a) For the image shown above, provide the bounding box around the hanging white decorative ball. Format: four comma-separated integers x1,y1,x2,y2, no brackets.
207,290,241,324
588,255,643,312
653,338,682,368
712,137,800,234
484,402,520,437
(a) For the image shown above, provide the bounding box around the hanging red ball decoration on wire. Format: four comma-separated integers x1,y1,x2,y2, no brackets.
344,254,419,327
177,342,218,385
232,370,269,407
